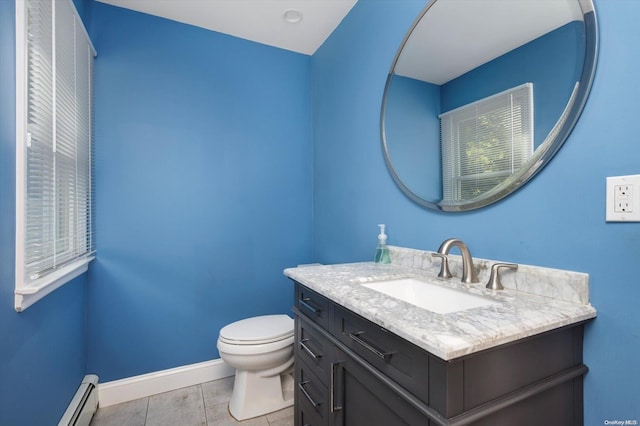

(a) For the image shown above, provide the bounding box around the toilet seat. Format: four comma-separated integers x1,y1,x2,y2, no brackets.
217,334,294,356
219,314,293,345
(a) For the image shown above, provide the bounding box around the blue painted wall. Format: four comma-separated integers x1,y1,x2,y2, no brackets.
384,76,441,200
0,1,91,424
312,0,639,423
86,3,313,381
442,21,584,148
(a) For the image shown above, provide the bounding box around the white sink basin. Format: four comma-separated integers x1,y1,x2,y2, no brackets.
362,278,498,314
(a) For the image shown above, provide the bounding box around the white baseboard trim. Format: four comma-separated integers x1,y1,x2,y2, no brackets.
97,359,235,408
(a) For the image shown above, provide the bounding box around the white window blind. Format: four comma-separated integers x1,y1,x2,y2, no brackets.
15,0,96,311
440,83,534,203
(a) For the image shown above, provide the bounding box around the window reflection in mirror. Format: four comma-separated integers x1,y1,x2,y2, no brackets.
440,83,533,202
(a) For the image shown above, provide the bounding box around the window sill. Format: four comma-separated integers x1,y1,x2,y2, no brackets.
14,256,95,312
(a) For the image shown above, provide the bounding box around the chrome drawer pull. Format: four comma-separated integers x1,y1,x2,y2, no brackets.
349,331,394,361
300,339,323,359
330,362,343,413
298,381,321,408
299,297,321,314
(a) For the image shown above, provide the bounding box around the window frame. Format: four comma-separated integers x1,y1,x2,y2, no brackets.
439,83,534,203
14,0,96,312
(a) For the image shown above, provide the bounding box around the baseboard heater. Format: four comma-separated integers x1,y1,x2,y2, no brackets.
58,375,99,426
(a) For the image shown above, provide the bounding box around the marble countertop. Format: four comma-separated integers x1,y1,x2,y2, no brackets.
284,251,597,361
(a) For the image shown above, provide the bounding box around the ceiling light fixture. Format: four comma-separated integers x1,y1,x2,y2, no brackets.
283,9,303,24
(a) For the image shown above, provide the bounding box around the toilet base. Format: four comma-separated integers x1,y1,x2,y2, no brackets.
228,363,294,421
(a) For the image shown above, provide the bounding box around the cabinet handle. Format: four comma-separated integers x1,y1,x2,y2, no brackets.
330,362,343,413
299,339,322,359
298,381,321,408
299,297,321,314
349,331,394,361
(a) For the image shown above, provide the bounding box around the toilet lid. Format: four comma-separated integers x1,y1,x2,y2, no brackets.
219,314,294,345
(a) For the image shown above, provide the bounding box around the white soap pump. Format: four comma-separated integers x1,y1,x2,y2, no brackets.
374,224,391,264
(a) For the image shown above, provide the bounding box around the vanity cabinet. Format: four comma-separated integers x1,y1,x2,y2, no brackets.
296,313,426,425
293,282,588,426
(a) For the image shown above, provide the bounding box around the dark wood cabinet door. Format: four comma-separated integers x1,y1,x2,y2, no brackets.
331,347,429,426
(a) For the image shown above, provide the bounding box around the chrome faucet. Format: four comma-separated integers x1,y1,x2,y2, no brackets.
435,238,479,284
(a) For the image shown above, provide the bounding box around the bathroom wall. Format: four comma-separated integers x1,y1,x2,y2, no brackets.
312,0,639,423
86,3,313,381
442,21,583,148
384,76,441,200
0,1,92,424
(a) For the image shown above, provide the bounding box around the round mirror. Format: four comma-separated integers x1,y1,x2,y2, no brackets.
381,0,598,212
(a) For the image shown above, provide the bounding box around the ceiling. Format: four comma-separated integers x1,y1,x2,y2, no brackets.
96,0,358,55
95,0,586,82
395,0,586,85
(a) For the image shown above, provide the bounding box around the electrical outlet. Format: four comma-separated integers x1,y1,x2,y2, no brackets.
606,175,640,222
614,184,632,213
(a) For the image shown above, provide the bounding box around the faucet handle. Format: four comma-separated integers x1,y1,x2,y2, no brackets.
431,253,453,279
486,263,518,290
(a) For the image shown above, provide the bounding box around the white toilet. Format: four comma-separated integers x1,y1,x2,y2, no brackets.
217,314,295,420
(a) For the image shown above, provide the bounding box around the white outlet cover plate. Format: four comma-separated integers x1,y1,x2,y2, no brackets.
606,174,640,222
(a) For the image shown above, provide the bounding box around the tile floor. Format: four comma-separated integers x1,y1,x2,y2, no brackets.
89,377,294,426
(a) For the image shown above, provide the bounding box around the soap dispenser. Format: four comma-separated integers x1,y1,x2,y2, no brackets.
374,224,391,264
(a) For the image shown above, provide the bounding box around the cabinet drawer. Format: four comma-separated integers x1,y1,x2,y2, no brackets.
332,304,429,403
296,358,330,426
297,317,332,387
295,284,330,329
297,394,327,426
